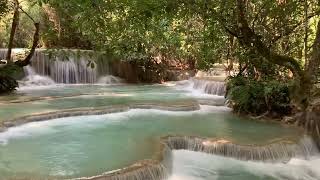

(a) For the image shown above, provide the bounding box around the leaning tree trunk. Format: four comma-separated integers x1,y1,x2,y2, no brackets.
304,0,309,69
220,0,320,140
0,1,40,94
15,22,40,67
235,0,304,76
306,21,320,88
233,0,310,108
6,0,19,62
300,21,320,138
298,21,320,111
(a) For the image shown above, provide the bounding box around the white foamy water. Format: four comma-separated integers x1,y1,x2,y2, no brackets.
0,105,230,145
97,75,123,84
0,113,122,145
172,78,226,97
0,48,123,85
168,79,227,107
169,150,320,180
18,66,56,88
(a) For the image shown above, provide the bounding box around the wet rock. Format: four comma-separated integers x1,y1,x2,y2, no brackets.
3,121,15,127
283,116,295,124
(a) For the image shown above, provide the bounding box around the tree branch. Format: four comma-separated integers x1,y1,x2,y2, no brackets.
234,0,304,78
19,6,36,23
270,10,320,45
15,22,40,67
6,0,19,62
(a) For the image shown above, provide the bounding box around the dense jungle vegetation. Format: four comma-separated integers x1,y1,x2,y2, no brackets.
0,0,319,137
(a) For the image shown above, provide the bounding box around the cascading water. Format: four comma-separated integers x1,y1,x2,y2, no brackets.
174,78,226,96
0,81,319,179
0,49,118,84
19,66,56,87
173,78,227,107
1,48,320,180
30,49,102,84
169,150,320,180
165,136,319,163
192,79,225,96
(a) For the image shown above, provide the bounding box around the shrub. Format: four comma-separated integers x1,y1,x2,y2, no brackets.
0,64,23,94
226,76,292,116
0,75,18,94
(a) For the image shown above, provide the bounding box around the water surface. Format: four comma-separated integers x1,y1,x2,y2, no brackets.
0,106,303,179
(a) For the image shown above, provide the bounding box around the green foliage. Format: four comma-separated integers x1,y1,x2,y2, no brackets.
227,76,293,116
0,63,24,79
0,0,8,47
0,0,43,48
1,0,319,72
0,0,8,17
0,75,18,94
0,0,8,18
35,0,230,66
0,64,22,93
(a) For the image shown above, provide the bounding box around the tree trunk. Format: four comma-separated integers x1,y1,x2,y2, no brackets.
307,21,320,86
231,0,313,108
221,0,320,138
6,0,19,62
304,0,309,69
298,21,320,111
226,35,235,75
234,0,304,78
15,23,40,67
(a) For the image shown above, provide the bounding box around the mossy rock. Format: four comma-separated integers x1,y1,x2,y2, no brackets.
0,75,18,94
0,63,24,80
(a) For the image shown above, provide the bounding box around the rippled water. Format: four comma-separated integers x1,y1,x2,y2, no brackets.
0,85,192,121
0,106,304,179
0,82,317,179
169,150,320,180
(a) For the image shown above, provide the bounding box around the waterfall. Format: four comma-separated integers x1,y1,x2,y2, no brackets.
192,79,226,96
19,66,55,87
1,104,318,180
165,136,319,163
175,78,226,96
0,49,114,84
30,49,101,84
76,135,318,180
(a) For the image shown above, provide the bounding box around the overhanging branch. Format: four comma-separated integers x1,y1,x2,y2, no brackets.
19,7,36,23
234,0,304,78
270,10,320,45
15,22,40,67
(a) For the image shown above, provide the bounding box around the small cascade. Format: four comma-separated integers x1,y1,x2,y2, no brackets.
174,78,226,96
165,136,319,163
97,75,123,84
30,50,99,84
76,135,319,180
192,79,226,96
19,66,55,87
0,49,117,84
